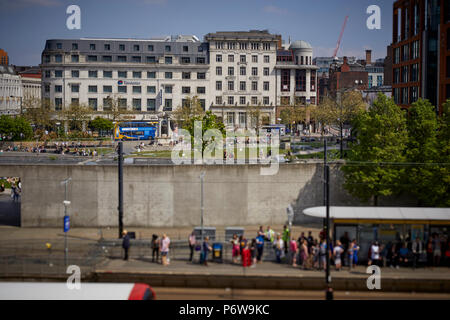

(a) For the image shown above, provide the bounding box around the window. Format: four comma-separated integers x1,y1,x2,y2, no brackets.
118,86,127,93
118,99,127,109
104,44,111,51
103,71,112,78
412,41,420,59
44,55,50,63
119,44,125,51
197,87,206,94
146,56,156,63
118,56,127,62
56,43,62,49
239,81,246,91
402,44,409,61
72,43,78,50
216,54,222,62
240,67,246,76
71,70,79,78
147,71,156,78
196,57,205,64
148,45,154,51
411,63,419,82
131,56,141,63
197,72,205,79
411,86,419,103
133,44,140,52
310,70,316,91
251,81,258,91
71,84,79,93
102,55,112,62
263,43,270,50
71,55,79,63
263,81,269,91
182,72,191,79
239,112,246,125
133,71,142,79
281,97,290,105
216,67,222,76
216,96,222,105
394,47,400,64
55,55,62,62
228,55,234,62
228,67,234,76
165,86,172,94
118,71,127,78
240,97,246,105
88,98,98,110
240,55,246,63
55,70,63,78
89,70,98,78
216,81,222,91
181,57,190,64
263,67,269,76
183,46,188,52
200,99,206,110
165,56,172,64
90,44,96,50
239,43,248,50
55,98,62,110
198,46,203,52
252,55,258,63
165,45,171,52
228,81,234,91
401,87,409,104
228,96,234,105
251,43,259,50
45,70,51,78
394,68,400,84
182,86,191,94
132,86,141,94
251,97,258,105
251,67,258,76
402,65,409,83
55,85,62,93
295,70,305,91
132,98,141,111
147,99,156,111
88,85,97,93
165,72,172,79
264,55,270,63
103,85,112,93
227,112,234,124
44,84,50,93
164,99,172,111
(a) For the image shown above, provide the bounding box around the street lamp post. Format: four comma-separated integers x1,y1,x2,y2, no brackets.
199,171,205,242
118,141,124,238
61,177,72,266
323,137,333,300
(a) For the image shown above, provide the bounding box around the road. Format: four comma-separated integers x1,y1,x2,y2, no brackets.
152,287,450,300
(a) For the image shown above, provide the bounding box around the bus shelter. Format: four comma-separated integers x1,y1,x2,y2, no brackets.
303,206,450,262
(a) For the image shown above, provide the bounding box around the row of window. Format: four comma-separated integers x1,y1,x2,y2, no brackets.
215,96,271,106
279,96,316,105
368,75,384,88
281,70,316,92
393,41,420,64
215,54,271,63
393,63,419,84
393,86,419,105
214,42,272,51
215,66,271,76
54,97,178,111
44,54,206,65
43,70,206,80
47,42,203,53
215,80,270,92
393,2,420,43
45,84,206,95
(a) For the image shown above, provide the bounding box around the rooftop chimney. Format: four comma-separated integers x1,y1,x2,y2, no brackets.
365,49,372,65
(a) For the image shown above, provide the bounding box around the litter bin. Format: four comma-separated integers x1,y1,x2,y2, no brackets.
212,243,223,263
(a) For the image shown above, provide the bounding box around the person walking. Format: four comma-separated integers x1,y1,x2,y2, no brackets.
231,234,240,264
201,236,212,266
160,234,170,266
274,234,284,263
122,230,130,261
282,225,290,255
151,234,160,263
188,232,197,262
370,241,381,267
289,236,298,267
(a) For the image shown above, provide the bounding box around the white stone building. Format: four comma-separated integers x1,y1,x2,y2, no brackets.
0,65,22,115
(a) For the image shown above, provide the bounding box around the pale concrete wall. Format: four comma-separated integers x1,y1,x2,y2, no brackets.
0,163,415,228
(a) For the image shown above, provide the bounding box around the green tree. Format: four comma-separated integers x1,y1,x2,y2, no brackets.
342,94,408,206
89,117,113,134
0,115,33,141
434,99,450,206
22,98,54,130
59,102,92,131
184,111,225,153
172,96,205,129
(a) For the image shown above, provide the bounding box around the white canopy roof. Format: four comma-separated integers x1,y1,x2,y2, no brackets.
303,206,450,221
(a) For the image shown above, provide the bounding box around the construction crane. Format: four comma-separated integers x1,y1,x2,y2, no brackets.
333,16,349,58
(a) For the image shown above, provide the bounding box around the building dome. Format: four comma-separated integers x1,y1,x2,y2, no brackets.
289,40,312,50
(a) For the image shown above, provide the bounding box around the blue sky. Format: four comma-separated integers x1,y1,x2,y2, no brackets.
0,0,394,66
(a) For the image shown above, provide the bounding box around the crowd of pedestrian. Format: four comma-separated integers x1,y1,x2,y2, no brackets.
0,177,21,202
0,142,101,156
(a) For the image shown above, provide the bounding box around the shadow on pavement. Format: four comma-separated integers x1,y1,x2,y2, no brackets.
0,193,20,227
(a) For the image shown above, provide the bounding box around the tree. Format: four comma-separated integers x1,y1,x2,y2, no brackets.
341,94,408,206
0,115,33,141
279,105,312,134
89,117,113,135
102,96,132,122
247,103,263,133
315,90,366,157
172,96,205,129
184,111,225,153
434,99,450,206
59,102,92,131
405,99,442,206
22,98,54,130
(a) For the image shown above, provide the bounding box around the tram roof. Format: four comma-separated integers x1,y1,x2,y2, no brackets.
303,206,450,221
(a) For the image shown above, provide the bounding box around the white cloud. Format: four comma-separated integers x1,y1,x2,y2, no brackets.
262,5,289,15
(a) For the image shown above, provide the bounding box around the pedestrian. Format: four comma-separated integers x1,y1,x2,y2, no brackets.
412,237,423,268
300,239,309,269
239,235,247,257
188,232,196,262
333,240,343,271
242,242,252,267
256,231,265,264
339,232,350,266
274,234,284,263
250,239,257,267
312,240,319,269
370,241,381,267
319,239,327,270
201,236,212,266
122,230,130,261
307,231,314,250
282,225,290,255
265,226,275,243
399,242,410,267
160,233,170,266
230,234,240,264
289,236,298,267
349,239,360,269
151,234,160,263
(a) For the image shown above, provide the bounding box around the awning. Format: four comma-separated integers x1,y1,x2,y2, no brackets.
303,206,450,222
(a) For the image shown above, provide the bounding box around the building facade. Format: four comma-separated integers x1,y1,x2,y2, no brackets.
0,49,8,66
19,68,41,101
392,0,450,114
0,65,22,115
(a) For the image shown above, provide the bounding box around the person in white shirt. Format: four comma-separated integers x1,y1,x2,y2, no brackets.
333,240,344,270
160,234,171,266
370,241,380,267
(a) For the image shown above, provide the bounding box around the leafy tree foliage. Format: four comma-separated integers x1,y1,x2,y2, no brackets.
0,115,33,141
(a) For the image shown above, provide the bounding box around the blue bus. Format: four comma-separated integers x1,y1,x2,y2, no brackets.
114,121,158,140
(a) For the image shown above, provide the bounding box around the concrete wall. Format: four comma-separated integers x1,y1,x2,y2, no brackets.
0,163,415,228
